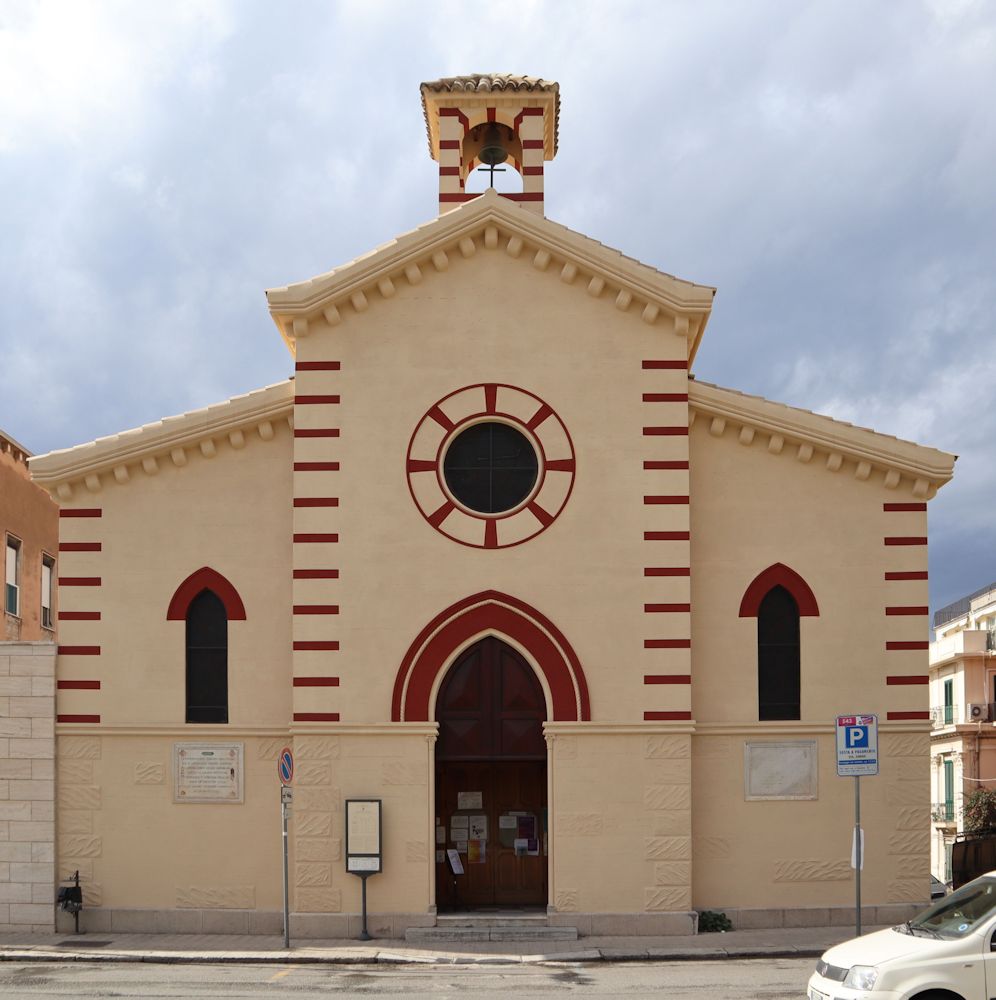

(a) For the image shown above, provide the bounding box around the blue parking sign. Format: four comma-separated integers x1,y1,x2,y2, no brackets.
836,715,878,776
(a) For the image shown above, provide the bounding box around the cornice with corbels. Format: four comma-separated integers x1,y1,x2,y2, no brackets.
688,381,955,499
267,192,715,361
29,383,294,502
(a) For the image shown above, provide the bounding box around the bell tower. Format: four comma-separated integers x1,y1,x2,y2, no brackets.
420,74,560,216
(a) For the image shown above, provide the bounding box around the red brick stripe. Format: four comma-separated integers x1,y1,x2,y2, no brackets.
439,193,477,203
293,641,340,651
293,677,340,687
887,711,930,721
645,567,691,577
58,646,100,655
546,459,575,472
294,462,340,471
884,503,927,512
293,605,339,615
502,193,544,202
644,675,692,684
293,712,340,722
645,604,691,613
294,533,339,543
528,502,554,527
59,577,101,587
438,166,460,175
294,428,339,438
644,711,692,721
644,461,690,471
643,393,689,402
57,714,100,724
428,406,454,432
60,509,101,518
644,496,689,505
58,680,101,690
644,639,692,649
884,536,927,546
642,361,688,370
886,641,929,651
439,140,461,149
407,459,437,473
58,611,101,621
428,501,454,528
886,675,928,685
522,140,544,149
522,166,544,175
644,427,688,436
885,571,928,581
526,403,553,431
293,498,338,507
58,542,102,552
484,384,498,414
293,569,340,579
886,606,929,616
295,361,340,371
295,395,340,404
644,531,691,541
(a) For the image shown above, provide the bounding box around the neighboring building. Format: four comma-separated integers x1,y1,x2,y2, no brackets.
0,429,58,932
2,429,58,640
25,75,956,937
928,583,996,883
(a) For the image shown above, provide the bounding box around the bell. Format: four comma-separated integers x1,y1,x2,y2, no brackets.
478,123,509,166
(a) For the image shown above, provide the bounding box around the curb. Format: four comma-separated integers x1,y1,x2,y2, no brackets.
0,945,826,966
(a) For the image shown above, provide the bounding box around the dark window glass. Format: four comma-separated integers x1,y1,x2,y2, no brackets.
757,585,800,721
186,589,228,724
443,422,538,514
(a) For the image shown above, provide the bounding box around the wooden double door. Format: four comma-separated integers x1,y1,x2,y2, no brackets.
435,637,547,909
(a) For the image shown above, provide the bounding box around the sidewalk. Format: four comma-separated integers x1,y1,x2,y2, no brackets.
0,924,872,966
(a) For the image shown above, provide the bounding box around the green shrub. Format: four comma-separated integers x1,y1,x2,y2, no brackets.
697,910,733,933
963,788,996,833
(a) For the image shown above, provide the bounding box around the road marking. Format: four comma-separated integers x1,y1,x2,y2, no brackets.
268,969,292,981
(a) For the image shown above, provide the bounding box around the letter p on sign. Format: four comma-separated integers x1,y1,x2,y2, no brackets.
847,727,868,748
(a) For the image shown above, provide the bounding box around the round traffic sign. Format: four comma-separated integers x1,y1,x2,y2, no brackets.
278,746,294,785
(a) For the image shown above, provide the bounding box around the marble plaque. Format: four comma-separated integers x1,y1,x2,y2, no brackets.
744,740,817,800
173,742,244,803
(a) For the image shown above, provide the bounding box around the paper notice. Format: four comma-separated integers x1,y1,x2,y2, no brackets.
499,815,517,829
457,791,483,810
469,815,488,839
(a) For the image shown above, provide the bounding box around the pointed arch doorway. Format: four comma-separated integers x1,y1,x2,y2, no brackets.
435,636,547,909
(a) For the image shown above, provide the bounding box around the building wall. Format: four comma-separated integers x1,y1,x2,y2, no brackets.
0,642,55,932
54,420,294,917
1,438,58,641
688,409,931,910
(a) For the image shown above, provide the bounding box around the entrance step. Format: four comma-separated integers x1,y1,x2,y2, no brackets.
407,913,577,943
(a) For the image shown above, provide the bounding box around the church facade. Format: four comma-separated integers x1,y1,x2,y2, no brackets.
27,76,955,937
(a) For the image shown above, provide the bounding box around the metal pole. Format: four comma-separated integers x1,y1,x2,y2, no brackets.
282,799,290,949
855,775,862,937
359,875,371,941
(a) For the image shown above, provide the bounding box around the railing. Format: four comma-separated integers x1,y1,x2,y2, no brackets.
932,802,957,822
930,705,960,728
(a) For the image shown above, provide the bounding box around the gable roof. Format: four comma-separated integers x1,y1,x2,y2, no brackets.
266,189,716,362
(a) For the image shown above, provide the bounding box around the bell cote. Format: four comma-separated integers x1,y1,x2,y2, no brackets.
420,74,560,217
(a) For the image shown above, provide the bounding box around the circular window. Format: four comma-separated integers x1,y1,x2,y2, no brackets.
443,422,539,514
406,384,576,549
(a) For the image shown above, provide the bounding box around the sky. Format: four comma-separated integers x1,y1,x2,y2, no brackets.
1,0,993,615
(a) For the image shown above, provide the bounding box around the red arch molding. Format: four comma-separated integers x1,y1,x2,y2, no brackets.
166,567,247,621
739,563,819,618
392,591,590,722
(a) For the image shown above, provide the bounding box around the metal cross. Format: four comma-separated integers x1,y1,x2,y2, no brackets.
477,163,506,188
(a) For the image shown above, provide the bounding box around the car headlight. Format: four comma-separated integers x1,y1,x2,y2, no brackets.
843,965,879,990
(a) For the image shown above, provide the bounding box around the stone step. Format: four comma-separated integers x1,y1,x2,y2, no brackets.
406,925,578,943
436,913,548,928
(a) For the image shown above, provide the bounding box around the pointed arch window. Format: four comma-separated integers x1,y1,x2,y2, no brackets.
168,567,245,725
739,563,819,722
186,589,228,724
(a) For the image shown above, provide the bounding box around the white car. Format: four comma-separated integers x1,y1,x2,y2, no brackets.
807,872,996,1000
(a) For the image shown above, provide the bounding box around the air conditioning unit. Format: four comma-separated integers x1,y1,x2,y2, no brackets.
969,703,991,722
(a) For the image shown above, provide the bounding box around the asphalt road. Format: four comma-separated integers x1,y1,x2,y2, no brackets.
0,958,813,997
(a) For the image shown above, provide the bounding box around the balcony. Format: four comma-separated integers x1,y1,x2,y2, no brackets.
932,802,958,823
930,630,991,666
930,705,960,728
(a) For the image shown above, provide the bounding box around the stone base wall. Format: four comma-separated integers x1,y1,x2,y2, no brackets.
0,641,56,932
713,902,926,930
